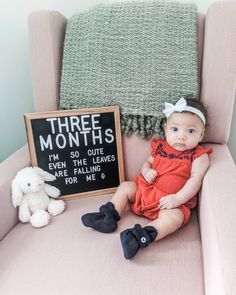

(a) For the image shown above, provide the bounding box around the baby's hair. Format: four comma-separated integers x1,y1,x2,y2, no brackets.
184,97,208,123
159,96,208,136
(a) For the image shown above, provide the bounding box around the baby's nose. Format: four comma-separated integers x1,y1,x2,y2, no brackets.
177,132,187,141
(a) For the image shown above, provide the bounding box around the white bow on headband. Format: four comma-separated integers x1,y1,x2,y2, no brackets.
163,97,206,125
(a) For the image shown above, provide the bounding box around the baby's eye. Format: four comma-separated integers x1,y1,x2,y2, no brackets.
171,127,178,132
27,183,31,187
188,129,196,134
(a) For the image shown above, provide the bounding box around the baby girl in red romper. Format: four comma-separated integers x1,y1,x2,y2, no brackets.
82,97,212,259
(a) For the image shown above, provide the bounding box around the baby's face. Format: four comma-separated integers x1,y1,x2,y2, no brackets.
164,112,205,152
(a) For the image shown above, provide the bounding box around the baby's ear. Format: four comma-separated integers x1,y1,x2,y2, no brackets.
33,167,56,182
163,122,167,133
200,128,205,142
11,178,23,207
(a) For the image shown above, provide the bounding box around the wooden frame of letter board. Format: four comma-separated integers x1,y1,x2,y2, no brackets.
24,106,124,201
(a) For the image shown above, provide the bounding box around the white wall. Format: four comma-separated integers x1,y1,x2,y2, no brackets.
1,0,235,163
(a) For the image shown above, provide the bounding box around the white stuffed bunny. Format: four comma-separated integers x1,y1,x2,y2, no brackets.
11,166,65,228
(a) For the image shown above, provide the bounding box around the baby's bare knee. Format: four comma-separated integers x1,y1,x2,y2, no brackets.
117,181,136,199
159,209,184,229
119,181,136,192
168,210,184,228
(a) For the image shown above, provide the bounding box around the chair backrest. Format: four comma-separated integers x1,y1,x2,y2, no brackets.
28,1,236,180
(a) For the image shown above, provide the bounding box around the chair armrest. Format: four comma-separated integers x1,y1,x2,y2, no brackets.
199,144,236,295
28,10,67,112
0,145,30,240
201,1,236,144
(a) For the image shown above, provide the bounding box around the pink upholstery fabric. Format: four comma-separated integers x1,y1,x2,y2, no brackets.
123,134,151,180
0,145,30,240
0,195,204,295
201,1,236,144
28,11,67,112
199,143,236,295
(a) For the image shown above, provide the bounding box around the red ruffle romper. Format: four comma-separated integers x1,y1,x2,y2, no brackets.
130,140,212,225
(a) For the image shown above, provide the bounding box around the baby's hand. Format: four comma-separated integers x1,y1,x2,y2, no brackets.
158,194,182,210
142,168,158,184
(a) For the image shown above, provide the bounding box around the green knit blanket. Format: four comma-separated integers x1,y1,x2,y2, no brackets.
60,1,198,138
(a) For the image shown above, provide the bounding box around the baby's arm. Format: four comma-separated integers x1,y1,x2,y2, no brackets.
141,156,158,184
158,153,210,210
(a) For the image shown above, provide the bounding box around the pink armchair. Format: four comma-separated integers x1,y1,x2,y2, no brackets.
1,1,236,294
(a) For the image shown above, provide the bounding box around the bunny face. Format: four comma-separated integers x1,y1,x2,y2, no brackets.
15,167,45,194
11,166,57,208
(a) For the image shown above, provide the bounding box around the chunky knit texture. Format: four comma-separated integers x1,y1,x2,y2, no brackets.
60,1,198,138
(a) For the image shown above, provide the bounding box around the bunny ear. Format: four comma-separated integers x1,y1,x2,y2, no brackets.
33,167,56,182
11,178,23,207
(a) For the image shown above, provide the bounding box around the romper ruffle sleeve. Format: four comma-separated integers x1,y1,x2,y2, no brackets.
192,145,213,160
151,139,164,158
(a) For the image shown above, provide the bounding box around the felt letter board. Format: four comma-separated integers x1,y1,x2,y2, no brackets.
24,106,124,200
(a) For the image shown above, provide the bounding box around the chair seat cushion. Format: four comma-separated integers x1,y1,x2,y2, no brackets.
0,194,204,295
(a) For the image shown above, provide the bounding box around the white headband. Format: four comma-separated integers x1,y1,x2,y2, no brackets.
163,97,206,125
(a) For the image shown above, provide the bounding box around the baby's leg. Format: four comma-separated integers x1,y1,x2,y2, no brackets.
148,208,184,241
120,208,184,259
81,181,137,233
111,181,137,215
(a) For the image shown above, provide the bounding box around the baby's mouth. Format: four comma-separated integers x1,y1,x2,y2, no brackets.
175,143,186,148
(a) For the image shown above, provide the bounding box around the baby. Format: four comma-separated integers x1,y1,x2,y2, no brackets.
82,97,212,259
